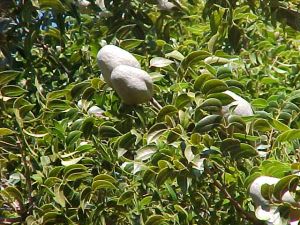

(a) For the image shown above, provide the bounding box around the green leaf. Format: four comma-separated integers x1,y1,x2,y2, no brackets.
200,98,222,112
42,212,66,224
204,56,230,65
80,187,91,207
63,164,89,181
220,138,240,154
208,33,219,53
175,94,191,109
253,119,272,132
273,175,299,201
174,204,188,219
237,143,258,158
115,132,136,149
261,160,291,178
260,184,273,201
39,0,66,12
93,174,117,184
181,50,211,69
67,172,91,181
207,92,235,105
53,184,65,207
0,70,21,86
157,105,178,122
120,39,144,50
99,125,122,138
66,130,82,146
47,90,68,100
147,123,168,144
233,133,260,141
245,172,262,189
0,128,15,136
194,73,215,91
81,117,94,139
64,164,86,174
92,180,117,190
1,186,24,205
149,72,164,82
202,79,228,95
61,157,83,166
44,177,62,187
167,126,182,143
71,81,90,99
216,66,232,78
47,99,70,111
82,87,96,101
194,115,222,133
23,129,48,138
251,98,268,109
275,129,300,143
136,146,157,161
156,167,172,186
150,57,173,68
1,85,27,97
145,215,167,225
269,119,290,132
165,50,185,61
117,190,134,205
227,115,246,131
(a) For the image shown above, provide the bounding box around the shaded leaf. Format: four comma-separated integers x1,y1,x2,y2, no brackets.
150,57,173,68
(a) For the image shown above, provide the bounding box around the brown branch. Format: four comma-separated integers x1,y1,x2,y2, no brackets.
150,97,163,111
0,217,22,224
206,166,264,225
16,135,33,216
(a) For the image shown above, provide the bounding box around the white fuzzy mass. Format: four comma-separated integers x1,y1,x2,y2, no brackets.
97,45,141,86
222,90,253,116
111,65,153,105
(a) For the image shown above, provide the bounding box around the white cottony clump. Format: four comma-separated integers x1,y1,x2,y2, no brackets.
249,176,300,225
249,176,279,207
77,99,91,110
87,106,104,117
97,45,141,86
222,90,253,116
77,0,92,14
249,176,298,206
157,0,176,11
78,0,90,7
256,206,283,225
79,141,88,146
110,65,153,105
77,100,83,109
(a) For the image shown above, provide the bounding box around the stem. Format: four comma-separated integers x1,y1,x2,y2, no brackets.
16,135,33,216
150,97,162,110
0,217,22,224
206,166,264,225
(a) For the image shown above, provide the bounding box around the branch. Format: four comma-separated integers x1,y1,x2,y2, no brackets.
206,166,264,225
150,97,162,111
16,135,33,216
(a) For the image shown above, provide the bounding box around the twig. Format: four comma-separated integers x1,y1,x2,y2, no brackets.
150,98,162,111
16,135,33,216
0,217,22,224
206,166,264,225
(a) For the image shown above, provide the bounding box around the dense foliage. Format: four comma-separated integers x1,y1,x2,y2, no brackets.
1,0,300,224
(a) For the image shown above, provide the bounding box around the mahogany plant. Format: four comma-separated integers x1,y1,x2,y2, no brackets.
0,0,300,225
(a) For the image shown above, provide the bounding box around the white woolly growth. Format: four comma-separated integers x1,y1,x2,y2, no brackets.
222,90,253,117
157,0,176,11
87,106,104,117
96,45,141,86
249,176,300,225
110,65,153,105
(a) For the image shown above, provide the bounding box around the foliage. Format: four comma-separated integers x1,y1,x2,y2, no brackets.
1,0,300,224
